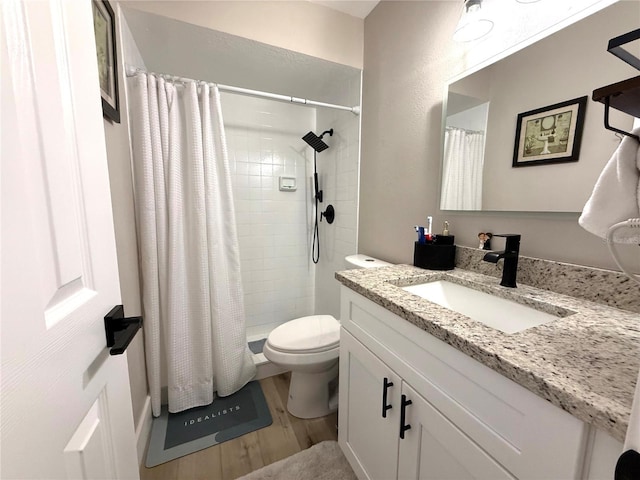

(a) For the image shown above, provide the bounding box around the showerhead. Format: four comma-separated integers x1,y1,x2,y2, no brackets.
302,129,333,153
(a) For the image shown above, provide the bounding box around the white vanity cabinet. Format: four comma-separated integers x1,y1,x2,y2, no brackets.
339,331,401,480
338,287,591,480
398,380,514,479
341,330,513,480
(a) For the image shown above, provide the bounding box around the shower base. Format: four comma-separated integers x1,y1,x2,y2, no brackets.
248,338,267,354
247,323,287,380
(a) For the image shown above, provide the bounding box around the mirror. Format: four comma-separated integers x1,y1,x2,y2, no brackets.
440,1,639,213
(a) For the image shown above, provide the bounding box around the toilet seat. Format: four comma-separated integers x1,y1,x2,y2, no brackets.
266,315,340,354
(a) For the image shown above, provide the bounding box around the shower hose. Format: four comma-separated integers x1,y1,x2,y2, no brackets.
312,149,320,264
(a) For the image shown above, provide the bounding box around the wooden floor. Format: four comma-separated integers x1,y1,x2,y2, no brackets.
140,373,339,480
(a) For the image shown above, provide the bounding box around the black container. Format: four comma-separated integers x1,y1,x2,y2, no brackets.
433,234,455,245
413,242,456,270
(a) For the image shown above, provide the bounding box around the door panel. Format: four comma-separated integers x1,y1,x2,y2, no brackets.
398,383,514,480
64,393,117,480
339,329,400,480
1,0,138,478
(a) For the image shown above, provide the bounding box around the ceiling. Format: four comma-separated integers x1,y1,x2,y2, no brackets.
310,1,380,19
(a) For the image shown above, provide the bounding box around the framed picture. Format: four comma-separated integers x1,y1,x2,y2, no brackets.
92,0,120,123
512,96,587,167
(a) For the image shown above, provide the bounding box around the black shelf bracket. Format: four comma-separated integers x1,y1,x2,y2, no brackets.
608,28,640,71
591,28,640,141
603,96,639,141
104,305,142,355
592,75,640,142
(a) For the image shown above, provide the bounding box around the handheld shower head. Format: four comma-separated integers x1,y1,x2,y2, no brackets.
302,128,333,152
304,128,333,264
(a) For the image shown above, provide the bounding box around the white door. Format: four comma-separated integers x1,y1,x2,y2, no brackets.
1,0,139,478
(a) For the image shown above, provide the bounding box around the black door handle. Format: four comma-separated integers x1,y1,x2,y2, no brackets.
382,377,394,418
400,394,412,439
104,305,142,355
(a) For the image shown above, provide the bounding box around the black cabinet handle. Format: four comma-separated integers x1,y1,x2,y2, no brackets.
615,449,640,480
104,305,142,355
400,394,412,439
382,377,393,418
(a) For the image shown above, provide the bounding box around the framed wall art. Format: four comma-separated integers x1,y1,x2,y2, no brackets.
92,0,120,123
512,96,587,167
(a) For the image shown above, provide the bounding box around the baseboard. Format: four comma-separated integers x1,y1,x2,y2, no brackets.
135,395,153,467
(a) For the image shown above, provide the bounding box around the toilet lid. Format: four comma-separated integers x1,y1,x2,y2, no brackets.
267,315,340,353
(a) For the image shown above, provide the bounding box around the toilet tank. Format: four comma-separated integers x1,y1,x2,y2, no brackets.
344,254,393,269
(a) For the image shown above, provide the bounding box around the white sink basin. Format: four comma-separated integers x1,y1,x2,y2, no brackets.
402,280,560,334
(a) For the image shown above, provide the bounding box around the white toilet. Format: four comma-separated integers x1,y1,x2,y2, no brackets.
262,254,392,419
344,254,392,270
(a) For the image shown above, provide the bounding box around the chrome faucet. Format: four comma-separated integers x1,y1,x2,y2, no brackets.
482,234,521,288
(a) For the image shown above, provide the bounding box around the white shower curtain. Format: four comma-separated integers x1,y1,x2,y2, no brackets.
441,127,486,210
130,73,256,417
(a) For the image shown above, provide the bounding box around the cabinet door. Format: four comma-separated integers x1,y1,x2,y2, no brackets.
398,383,514,480
339,329,401,480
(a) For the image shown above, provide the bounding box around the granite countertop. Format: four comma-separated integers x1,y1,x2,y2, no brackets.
336,264,640,443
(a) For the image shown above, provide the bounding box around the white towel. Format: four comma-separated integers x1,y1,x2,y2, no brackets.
578,127,640,243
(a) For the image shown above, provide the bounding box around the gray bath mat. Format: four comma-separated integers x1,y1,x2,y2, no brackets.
237,441,357,480
248,338,267,354
145,381,272,467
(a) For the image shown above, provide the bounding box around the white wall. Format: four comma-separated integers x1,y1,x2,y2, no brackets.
447,102,489,132
121,0,364,69
222,94,317,334
360,0,636,271
103,7,147,434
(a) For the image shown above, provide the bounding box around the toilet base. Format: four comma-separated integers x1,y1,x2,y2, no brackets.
286,361,339,419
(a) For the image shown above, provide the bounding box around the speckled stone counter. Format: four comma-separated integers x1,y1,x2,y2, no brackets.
335,263,640,443
456,246,640,314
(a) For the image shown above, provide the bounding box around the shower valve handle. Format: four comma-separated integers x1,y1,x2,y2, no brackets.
321,205,335,224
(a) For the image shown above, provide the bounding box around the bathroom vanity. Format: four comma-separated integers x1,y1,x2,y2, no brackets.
336,261,639,479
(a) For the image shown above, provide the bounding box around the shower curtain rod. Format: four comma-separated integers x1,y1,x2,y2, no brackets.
125,65,360,116
446,125,484,134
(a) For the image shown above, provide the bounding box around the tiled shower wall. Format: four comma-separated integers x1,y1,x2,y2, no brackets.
314,75,361,319
221,93,317,334
314,107,360,319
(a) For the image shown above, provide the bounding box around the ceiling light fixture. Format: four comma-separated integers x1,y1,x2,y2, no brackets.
453,0,494,43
